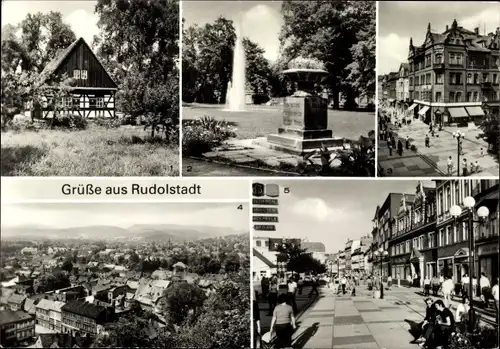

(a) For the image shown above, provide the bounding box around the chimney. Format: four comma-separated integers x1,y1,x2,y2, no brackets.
446,25,449,31
474,27,479,36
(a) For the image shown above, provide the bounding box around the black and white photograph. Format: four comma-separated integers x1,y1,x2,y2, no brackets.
182,1,376,177
0,202,250,348
377,1,500,177
252,179,499,349
1,0,180,176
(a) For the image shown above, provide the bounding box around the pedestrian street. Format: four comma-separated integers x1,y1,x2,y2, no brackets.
378,118,499,177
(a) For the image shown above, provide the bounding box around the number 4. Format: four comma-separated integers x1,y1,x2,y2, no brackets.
237,205,243,210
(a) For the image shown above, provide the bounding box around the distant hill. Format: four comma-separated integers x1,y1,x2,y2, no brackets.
1,224,244,242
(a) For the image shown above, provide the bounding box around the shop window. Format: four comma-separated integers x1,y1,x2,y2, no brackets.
467,92,472,102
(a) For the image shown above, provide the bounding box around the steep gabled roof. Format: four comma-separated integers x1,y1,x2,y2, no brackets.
37,37,118,88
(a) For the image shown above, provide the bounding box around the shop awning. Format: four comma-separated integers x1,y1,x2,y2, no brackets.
465,106,485,117
407,103,417,111
418,106,429,115
448,107,468,118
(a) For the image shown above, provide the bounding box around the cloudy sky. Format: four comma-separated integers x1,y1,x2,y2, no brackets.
2,203,249,230
1,1,99,45
254,180,434,253
378,1,500,75
183,0,283,61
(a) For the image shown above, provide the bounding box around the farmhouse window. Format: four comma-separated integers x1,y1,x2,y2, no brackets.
81,70,88,79
96,97,104,108
73,70,81,79
63,97,72,108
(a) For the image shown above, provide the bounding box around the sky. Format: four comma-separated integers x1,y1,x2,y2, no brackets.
182,0,283,62
254,180,435,253
1,203,249,230
378,1,500,75
1,0,100,46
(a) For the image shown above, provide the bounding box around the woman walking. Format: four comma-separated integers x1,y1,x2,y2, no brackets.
270,293,296,349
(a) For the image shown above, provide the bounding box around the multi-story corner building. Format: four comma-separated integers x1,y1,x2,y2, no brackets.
389,183,437,284
396,63,410,112
344,239,353,272
35,299,65,332
61,300,110,337
407,20,500,125
0,310,35,347
434,179,499,285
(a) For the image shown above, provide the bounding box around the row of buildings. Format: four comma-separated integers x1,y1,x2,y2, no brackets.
0,261,226,347
379,20,500,126
336,179,498,287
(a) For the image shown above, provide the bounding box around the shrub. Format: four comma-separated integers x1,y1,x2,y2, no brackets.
449,327,498,349
93,118,122,129
410,144,417,151
53,114,88,130
182,117,236,156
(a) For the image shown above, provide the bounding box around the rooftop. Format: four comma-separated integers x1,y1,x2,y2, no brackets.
61,300,105,319
0,310,33,325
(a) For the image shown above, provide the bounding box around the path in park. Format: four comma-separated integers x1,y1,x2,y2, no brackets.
268,284,498,349
182,157,283,176
378,118,498,177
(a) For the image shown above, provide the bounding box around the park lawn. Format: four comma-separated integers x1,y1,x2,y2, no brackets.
182,104,375,141
1,125,179,176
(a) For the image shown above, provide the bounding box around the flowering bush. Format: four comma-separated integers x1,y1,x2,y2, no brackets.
288,57,326,70
182,116,237,156
449,327,498,349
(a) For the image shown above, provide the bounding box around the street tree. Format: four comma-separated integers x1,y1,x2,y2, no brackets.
164,282,206,325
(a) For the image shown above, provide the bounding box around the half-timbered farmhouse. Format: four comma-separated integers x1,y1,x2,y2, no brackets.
28,37,118,119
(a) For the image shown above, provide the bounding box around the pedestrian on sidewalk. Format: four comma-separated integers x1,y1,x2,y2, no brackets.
270,293,296,349
431,276,440,296
341,275,347,295
442,276,454,308
425,134,430,147
472,275,478,298
405,136,410,149
480,272,492,309
462,158,468,176
261,276,269,301
388,142,393,156
297,277,304,295
470,161,476,175
397,139,403,156
268,276,278,315
480,147,484,157
406,274,412,288
308,275,319,298
387,275,392,289
475,160,480,173
287,278,298,315
462,274,470,298
447,156,454,176
424,276,431,296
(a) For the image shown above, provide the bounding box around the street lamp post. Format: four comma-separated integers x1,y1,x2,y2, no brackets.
452,130,466,177
450,196,490,330
373,247,389,299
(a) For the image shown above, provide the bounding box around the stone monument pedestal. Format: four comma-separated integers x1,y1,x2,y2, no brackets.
266,95,343,155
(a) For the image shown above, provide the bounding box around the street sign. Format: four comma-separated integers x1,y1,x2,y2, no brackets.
252,198,278,205
253,216,279,223
253,207,279,214
254,225,276,231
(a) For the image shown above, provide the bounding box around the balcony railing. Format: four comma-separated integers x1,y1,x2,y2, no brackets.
433,63,445,70
481,82,493,89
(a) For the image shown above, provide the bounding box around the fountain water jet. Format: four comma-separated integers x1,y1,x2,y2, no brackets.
225,18,246,112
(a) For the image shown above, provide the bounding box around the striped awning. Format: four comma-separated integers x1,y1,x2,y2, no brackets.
407,103,417,111
448,107,469,118
465,106,485,117
418,106,429,115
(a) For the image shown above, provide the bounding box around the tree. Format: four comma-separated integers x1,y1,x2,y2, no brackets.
61,258,73,273
278,1,375,107
242,38,271,99
277,242,326,274
164,282,206,325
174,270,250,348
224,252,241,273
481,114,499,155
33,271,70,293
1,12,76,74
94,0,179,139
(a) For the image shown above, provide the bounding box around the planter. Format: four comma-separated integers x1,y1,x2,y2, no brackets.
282,68,328,97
